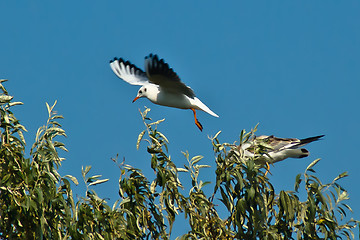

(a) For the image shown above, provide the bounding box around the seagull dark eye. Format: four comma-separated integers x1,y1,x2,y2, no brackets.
139,90,142,94
144,88,147,92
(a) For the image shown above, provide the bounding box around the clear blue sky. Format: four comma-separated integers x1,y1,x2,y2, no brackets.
1,1,359,237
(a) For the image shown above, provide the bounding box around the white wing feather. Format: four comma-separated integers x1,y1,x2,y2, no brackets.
110,58,149,86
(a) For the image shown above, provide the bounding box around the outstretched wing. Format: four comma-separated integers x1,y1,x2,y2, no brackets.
260,135,324,152
144,54,195,98
110,58,149,86
264,136,301,152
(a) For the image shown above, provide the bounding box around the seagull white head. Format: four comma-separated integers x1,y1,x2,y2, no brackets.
132,84,159,103
132,86,147,103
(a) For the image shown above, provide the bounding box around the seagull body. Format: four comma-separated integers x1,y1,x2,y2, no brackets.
110,54,218,131
240,135,324,164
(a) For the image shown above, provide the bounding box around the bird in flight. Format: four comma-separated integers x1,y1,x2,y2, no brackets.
110,54,218,131
239,134,324,174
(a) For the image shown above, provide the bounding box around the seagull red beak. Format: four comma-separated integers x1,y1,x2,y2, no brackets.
132,96,140,103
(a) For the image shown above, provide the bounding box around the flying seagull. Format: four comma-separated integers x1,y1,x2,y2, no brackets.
238,135,324,174
110,54,219,131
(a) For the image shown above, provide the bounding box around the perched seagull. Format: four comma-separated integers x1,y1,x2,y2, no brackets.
110,54,219,131
238,135,324,174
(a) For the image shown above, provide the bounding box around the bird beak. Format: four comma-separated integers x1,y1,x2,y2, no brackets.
132,96,140,103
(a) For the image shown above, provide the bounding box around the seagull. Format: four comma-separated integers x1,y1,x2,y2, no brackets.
110,54,219,131
240,134,324,163
238,135,324,174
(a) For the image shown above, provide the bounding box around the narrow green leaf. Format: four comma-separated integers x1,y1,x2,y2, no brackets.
200,181,211,188
63,175,79,185
35,187,44,203
47,127,66,134
17,218,23,227
294,173,302,192
95,232,105,240
305,158,321,172
137,130,146,150
88,178,109,186
196,164,211,169
220,186,230,211
176,167,188,172
9,101,23,106
248,186,255,200
213,130,222,139
84,166,92,175
280,191,287,213
46,102,51,115
342,203,353,212
157,131,169,143
149,118,165,126
82,165,92,179
50,115,64,120
87,175,103,183
46,171,58,182
190,155,203,165
17,130,26,145
333,171,348,182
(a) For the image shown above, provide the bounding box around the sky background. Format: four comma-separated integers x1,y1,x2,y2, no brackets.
1,1,359,238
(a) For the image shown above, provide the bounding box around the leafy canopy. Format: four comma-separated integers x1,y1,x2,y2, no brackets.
0,80,358,239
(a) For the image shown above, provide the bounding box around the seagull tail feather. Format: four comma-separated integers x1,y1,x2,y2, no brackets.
193,97,219,117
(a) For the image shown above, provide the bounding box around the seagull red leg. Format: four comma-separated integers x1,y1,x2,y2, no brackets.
191,108,203,131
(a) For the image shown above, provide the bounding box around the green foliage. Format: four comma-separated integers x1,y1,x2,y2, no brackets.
212,129,358,239
0,80,75,239
0,80,358,239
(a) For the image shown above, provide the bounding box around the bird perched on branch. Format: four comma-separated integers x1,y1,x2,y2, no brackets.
110,54,218,131
238,134,324,175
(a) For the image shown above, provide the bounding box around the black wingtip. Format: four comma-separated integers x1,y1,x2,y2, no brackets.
145,53,174,75
300,135,325,144
109,57,119,63
312,135,325,140
109,57,129,64
145,53,159,60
